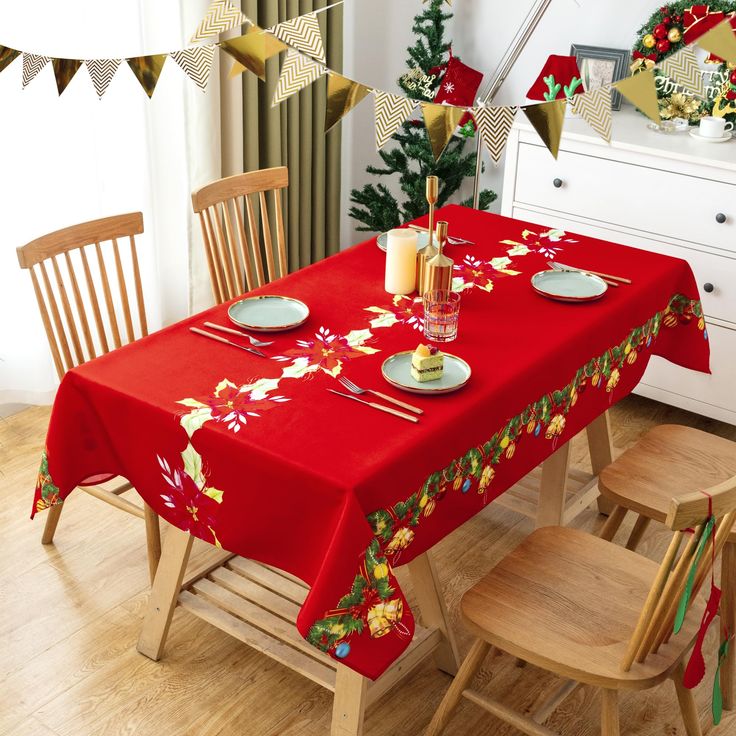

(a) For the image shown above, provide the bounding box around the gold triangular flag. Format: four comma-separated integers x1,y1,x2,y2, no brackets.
0,46,21,74
658,46,707,99
220,26,286,81
85,59,121,98
472,105,518,164
270,12,326,64
570,86,613,143
273,49,323,106
522,99,566,159
325,73,371,132
171,46,216,92
52,58,82,95
127,55,167,98
190,0,250,44
696,18,736,65
374,91,417,149
22,53,50,89
229,61,246,78
614,69,661,124
421,103,467,161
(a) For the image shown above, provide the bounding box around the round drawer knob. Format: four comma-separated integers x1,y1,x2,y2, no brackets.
703,283,715,293
716,213,727,224
553,178,563,189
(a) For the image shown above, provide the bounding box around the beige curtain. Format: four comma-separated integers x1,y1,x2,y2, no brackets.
221,0,343,273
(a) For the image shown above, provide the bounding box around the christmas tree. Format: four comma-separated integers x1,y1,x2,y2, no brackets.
348,0,496,233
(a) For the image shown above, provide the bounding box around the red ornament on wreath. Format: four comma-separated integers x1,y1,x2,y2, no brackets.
657,38,672,53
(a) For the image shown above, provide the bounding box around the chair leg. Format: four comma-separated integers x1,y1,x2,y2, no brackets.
425,639,492,736
143,503,162,583
41,503,64,544
625,515,651,551
722,541,736,711
673,663,703,736
601,689,620,736
331,665,369,736
599,505,627,542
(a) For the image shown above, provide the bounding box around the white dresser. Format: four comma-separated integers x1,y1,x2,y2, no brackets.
501,109,736,425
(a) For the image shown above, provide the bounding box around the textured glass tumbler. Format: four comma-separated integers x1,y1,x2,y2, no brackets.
423,290,461,343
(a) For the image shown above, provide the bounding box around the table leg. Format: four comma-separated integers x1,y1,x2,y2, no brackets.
406,551,461,676
331,665,369,736
722,541,735,711
536,441,571,528
137,526,194,661
586,411,615,516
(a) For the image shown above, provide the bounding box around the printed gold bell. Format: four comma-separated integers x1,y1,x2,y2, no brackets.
424,220,454,293
367,599,404,638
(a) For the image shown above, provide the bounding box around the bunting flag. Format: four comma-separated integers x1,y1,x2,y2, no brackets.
658,45,706,99
220,26,287,81
171,46,216,92
374,91,416,150
52,58,82,96
190,0,250,44
228,61,246,78
614,69,661,124
472,105,518,164
695,17,736,65
22,53,50,88
85,59,121,98
523,99,566,159
273,49,323,106
325,73,371,132
270,12,326,64
127,55,168,98
569,86,613,143
421,102,467,161
0,46,21,74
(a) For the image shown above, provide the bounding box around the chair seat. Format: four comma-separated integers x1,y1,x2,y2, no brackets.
461,527,703,690
600,425,736,541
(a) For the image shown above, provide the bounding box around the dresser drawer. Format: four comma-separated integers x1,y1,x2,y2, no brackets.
514,143,736,252
511,207,736,326
639,321,736,417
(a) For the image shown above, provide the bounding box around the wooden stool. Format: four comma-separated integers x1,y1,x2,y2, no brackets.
426,482,736,736
598,425,736,711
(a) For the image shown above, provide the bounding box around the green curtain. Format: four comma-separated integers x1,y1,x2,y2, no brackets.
241,0,343,272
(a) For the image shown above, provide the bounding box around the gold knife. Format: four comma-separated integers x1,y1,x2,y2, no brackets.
327,389,419,424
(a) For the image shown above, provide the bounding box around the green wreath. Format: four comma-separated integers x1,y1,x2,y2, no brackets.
631,1,736,124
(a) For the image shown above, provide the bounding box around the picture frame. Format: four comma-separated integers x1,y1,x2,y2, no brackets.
570,44,630,111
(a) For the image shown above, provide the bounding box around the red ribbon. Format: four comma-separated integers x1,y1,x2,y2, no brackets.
633,50,657,62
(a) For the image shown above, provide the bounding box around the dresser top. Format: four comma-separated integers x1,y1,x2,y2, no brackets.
515,107,736,173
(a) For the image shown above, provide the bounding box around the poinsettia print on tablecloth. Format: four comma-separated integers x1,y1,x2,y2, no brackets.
501,228,578,260
452,255,521,293
365,295,425,332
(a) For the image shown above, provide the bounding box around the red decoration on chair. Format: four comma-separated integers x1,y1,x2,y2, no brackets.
526,54,584,102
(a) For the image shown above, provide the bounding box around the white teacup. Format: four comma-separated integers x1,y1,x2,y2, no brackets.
699,116,734,139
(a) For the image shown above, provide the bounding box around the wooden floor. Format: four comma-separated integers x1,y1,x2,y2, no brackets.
1,396,735,736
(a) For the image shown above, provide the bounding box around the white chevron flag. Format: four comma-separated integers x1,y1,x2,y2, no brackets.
190,0,249,44
659,46,707,99
374,91,416,150
270,12,326,64
570,85,613,143
85,59,121,98
273,49,323,106
472,105,518,164
172,46,216,91
22,53,50,88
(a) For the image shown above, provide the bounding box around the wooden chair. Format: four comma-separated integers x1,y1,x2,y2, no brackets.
426,478,736,736
17,213,161,582
191,167,289,305
598,425,736,712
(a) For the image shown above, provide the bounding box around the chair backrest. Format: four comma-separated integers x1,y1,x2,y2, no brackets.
17,213,148,381
621,476,736,671
191,167,289,305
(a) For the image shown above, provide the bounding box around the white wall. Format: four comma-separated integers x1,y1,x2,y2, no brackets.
341,0,649,245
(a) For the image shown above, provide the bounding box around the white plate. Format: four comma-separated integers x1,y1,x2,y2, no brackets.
377,230,430,253
228,295,309,332
531,270,608,303
381,351,471,395
689,129,733,144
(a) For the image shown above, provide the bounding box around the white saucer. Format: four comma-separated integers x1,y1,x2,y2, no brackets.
531,270,608,303
689,129,733,143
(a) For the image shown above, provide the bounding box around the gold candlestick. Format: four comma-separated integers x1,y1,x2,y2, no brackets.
424,221,454,293
417,176,439,295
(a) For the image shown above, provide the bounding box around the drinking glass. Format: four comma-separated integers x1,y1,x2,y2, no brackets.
423,290,461,343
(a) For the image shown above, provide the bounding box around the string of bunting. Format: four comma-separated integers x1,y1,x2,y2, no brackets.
1,0,735,162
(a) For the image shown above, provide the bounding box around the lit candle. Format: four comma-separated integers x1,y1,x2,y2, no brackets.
385,229,418,295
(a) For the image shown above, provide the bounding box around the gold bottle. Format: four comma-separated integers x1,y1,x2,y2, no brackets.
424,221,453,293
417,176,439,294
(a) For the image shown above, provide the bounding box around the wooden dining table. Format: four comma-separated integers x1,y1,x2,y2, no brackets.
33,205,710,735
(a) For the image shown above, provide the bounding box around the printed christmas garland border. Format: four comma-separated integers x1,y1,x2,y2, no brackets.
306,293,706,660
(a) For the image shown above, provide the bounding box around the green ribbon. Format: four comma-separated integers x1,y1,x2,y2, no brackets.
713,638,730,725
674,516,715,635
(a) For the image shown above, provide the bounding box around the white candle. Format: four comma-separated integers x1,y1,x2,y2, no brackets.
384,229,417,295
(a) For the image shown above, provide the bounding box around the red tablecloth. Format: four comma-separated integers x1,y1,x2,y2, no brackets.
33,205,709,679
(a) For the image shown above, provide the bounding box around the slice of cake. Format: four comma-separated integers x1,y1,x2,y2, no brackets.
411,344,444,383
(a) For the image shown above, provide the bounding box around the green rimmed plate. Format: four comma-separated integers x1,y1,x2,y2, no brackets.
531,270,607,303
376,230,430,253
228,295,309,332
381,351,471,395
